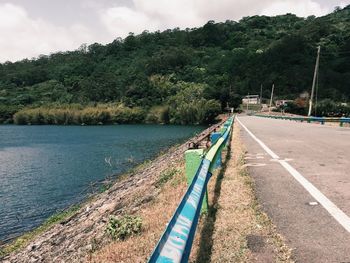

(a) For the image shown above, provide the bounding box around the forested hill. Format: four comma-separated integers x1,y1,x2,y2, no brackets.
0,5,349,124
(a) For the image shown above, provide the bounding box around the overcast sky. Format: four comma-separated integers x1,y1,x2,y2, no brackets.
0,0,349,62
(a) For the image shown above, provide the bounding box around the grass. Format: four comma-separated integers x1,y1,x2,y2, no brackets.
0,157,154,256
99,183,113,193
0,129,203,261
88,162,187,262
155,168,181,188
194,142,231,262
1,123,295,262
0,204,81,258
195,124,294,262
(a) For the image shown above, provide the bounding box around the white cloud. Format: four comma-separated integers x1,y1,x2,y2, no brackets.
100,0,264,39
100,0,204,39
100,6,159,37
339,1,350,8
1,0,342,62
133,0,202,28
100,0,333,41
0,3,94,62
261,0,329,17
194,0,268,21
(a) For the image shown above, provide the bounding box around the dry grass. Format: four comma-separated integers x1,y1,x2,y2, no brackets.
86,133,226,263
87,122,295,263
208,124,294,263
87,162,188,263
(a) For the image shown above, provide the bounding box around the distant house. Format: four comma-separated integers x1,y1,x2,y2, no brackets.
242,95,260,104
275,100,293,107
299,91,309,99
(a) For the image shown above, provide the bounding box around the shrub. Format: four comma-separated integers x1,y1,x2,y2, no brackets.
316,99,350,117
146,106,170,124
106,215,142,240
0,105,19,124
167,82,221,124
13,111,28,124
12,104,146,125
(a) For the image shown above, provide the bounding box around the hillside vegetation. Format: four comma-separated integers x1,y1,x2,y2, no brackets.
0,5,349,124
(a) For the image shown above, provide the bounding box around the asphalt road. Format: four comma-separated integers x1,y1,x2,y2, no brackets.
237,115,350,263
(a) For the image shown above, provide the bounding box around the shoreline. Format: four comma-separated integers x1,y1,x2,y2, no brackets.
0,118,225,262
0,123,206,245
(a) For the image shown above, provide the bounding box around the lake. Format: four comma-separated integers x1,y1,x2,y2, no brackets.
0,124,203,242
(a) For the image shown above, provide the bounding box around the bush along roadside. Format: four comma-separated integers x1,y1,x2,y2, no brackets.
106,215,143,241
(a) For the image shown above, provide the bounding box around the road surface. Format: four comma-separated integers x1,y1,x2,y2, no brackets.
237,115,350,263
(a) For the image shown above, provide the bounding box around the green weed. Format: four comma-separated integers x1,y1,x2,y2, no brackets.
106,215,142,240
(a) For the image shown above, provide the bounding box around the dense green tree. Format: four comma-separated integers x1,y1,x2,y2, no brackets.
0,5,350,124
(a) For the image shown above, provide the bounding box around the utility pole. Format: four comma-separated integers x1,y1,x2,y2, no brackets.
228,85,232,113
246,93,249,113
269,83,274,114
260,84,263,111
308,46,321,117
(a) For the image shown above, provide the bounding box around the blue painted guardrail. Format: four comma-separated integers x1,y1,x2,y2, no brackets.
148,117,234,263
255,114,350,127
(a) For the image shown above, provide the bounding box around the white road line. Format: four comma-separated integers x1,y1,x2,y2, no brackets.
237,118,279,159
236,117,350,233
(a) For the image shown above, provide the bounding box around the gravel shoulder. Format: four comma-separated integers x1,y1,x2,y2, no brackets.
208,123,294,262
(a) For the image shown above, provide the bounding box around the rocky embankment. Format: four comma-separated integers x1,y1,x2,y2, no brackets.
1,119,226,263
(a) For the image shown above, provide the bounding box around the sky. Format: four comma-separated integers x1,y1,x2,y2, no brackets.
0,0,349,62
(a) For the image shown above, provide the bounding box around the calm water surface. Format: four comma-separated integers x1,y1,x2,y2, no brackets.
0,125,203,242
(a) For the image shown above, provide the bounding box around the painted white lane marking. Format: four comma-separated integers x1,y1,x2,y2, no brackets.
237,117,350,233
238,118,280,159
270,158,293,162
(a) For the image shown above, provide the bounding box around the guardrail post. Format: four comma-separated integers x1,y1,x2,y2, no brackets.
210,132,222,169
185,149,208,213
222,125,230,149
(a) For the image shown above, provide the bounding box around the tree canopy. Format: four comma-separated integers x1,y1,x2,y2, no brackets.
1,5,349,124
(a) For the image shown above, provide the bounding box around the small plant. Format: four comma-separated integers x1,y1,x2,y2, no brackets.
155,168,180,188
99,183,112,193
106,215,142,240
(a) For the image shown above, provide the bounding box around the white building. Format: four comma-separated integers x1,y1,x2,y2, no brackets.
275,100,293,107
242,95,260,104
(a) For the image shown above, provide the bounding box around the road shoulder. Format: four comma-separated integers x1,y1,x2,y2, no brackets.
209,123,294,262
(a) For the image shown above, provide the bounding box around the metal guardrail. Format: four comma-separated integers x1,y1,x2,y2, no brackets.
148,117,234,263
255,114,350,127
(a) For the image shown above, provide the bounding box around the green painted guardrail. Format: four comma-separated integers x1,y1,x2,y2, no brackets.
148,117,234,263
